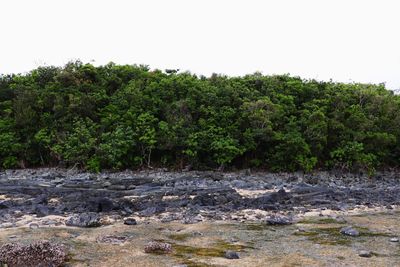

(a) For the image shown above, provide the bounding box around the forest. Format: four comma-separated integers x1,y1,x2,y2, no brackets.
0,61,399,173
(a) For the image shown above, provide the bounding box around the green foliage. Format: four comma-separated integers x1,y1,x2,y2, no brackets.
211,137,244,166
98,126,135,168
1,62,400,172
55,118,97,166
86,156,101,173
329,141,378,174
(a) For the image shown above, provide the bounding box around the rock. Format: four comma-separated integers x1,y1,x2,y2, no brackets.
124,217,137,225
144,241,172,254
340,226,360,237
35,204,49,217
0,200,9,209
99,215,115,225
224,250,240,259
94,197,115,212
96,235,128,244
266,215,293,225
29,223,39,229
358,250,372,258
0,222,14,228
13,210,24,218
390,237,399,242
42,219,58,226
182,214,203,224
139,206,165,216
102,181,112,187
66,212,101,227
0,240,66,267
109,185,126,190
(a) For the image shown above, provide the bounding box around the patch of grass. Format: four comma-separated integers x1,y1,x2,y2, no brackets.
293,227,350,246
298,218,346,225
293,226,392,246
173,244,224,257
293,231,319,237
65,253,91,266
167,233,193,242
171,239,252,266
214,240,254,250
241,223,270,231
174,258,215,267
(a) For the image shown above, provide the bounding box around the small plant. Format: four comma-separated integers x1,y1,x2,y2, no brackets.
144,241,172,254
0,241,66,267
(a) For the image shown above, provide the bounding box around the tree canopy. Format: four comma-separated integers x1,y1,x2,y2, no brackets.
1,61,399,173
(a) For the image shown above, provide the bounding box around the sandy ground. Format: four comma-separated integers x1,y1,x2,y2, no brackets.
1,210,400,267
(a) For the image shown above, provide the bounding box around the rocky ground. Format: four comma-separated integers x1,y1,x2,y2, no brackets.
1,168,400,227
0,168,400,266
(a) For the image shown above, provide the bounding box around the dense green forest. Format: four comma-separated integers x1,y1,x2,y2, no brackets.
1,61,399,173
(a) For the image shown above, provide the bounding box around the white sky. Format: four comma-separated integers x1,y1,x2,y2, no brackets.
1,0,399,89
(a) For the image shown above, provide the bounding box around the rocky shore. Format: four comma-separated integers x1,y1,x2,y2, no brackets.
1,168,400,266
0,168,399,228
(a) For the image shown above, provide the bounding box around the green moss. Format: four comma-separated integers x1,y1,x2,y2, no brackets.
171,244,222,267
171,239,252,266
293,231,319,237
293,227,350,246
241,223,270,231
173,244,224,257
293,226,392,246
298,218,346,225
214,240,254,250
68,239,88,250
174,259,215,267
359,231,392,237
65,253,90,266
167,233,193,242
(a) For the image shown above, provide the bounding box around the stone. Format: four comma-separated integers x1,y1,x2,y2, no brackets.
35,204,50,217
66,212,101,227
0,200,9,209
109,185,126,190
29,223,39,229
139,206,165,217
0,222,14,228
96,235,128,244
102,181,112,187
224,250,240,259
124,217,137,225
94,197,115,212
390,237,399,242
358,250,372,258
266,215,293,225
13,210,24,218
340,226,360,237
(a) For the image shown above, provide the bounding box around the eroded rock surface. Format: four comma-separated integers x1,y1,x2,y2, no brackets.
0,168,400,227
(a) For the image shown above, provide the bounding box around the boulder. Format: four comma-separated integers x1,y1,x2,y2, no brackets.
340,226,360,237
66,212,101,227
224,250,240,259
124,217,137,225
358,250,372,258
266,215,293,225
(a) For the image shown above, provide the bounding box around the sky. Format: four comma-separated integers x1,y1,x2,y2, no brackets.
1,0,399,90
